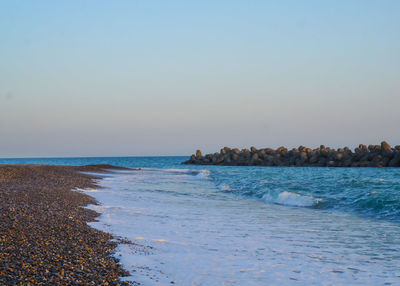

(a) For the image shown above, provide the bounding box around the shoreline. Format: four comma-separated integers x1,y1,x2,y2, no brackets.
0,164,135,285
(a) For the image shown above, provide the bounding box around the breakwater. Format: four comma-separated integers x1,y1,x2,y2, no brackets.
183,141,400,167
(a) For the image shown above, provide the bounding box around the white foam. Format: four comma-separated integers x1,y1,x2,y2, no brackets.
127,168,210,179
195,169,211,179
262,191,321,207
74,188,100,193
219,183,233,191
81,171,400,286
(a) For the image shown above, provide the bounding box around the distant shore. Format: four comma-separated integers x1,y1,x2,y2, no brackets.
184,141,400,167
0,164,133,285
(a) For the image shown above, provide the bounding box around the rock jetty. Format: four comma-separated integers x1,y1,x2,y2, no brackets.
183,142,400,167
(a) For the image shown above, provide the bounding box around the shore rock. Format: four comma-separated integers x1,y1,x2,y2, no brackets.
183,141,400,167
196,150,202,158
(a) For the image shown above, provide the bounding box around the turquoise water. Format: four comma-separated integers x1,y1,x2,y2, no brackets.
2,156,400,223
3,156,400,285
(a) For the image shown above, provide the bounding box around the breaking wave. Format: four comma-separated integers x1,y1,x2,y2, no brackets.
262,191,322,207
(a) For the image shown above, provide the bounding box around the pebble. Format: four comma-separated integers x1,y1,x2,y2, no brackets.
0,164,138,285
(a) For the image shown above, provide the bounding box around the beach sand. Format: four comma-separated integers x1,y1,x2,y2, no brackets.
0,164,134,285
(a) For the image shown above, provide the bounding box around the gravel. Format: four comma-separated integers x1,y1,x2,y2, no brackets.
0,164,136,285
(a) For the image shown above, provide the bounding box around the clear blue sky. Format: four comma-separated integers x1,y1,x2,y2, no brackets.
1,1,399,157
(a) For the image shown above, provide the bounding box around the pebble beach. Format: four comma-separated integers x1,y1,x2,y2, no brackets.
0,164,134,285
1,158,400,285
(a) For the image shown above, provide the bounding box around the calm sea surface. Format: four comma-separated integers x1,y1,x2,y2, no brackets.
2,156,400,285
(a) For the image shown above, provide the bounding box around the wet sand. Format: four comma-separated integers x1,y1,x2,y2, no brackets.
0,164,135,285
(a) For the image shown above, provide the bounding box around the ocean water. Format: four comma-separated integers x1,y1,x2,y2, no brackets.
2,156,400,285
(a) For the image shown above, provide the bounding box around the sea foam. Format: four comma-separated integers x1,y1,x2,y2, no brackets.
77,162,400,286
262,191,321,207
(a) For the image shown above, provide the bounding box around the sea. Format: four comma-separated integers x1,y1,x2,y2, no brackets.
2,156,400,285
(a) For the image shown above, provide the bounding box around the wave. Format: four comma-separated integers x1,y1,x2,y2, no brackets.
105,165,400,221
194,169,211,179
164,168,210,179
130,168,210,179
262,191,322,207
219,183,233,192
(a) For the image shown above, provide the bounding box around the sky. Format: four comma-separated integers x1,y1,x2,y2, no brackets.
1,1,399,157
